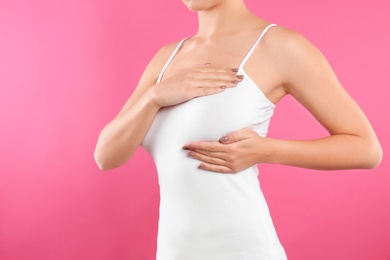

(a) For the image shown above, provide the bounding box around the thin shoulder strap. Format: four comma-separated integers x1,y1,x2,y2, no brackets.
238,24,277,69
156,38,188,83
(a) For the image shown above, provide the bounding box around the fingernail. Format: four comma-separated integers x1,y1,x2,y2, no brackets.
198,163,205,169
231,81,239,84
189,152,195,157
182,145,188,150
231,68,239,72
219,136,229,143
236,75,244,79
220,85,227,89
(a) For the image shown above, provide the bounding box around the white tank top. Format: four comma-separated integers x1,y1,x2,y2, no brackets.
142,24,287,260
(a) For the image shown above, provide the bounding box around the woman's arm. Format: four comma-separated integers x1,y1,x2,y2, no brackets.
93,44,170,171
94,43,243,171
270,29,382,169
183,28,382,173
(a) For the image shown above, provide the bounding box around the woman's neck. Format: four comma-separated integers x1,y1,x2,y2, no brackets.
196,0,256,38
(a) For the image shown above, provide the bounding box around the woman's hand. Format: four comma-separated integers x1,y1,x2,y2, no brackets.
182,128,266,173
150,63,244,108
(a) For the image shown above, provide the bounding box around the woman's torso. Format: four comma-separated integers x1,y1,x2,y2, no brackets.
142,23,287,260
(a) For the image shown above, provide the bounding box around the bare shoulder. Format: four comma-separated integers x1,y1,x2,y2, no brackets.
262,25,332,87
263,25,320,58
134,39,185,89
129,39,184,91
117,40,185,114
148,40,184,78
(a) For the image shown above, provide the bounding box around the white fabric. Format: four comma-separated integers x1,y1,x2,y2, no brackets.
142,23,287,260
156,37,188,83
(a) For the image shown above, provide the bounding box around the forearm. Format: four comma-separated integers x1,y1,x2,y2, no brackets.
262,134,382,170
94,89,160,170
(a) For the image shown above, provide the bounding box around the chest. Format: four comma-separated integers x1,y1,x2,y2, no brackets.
142,77,275,156
160,38,284,105
163,46,246,80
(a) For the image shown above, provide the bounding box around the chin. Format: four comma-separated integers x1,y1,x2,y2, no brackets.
182,0,221,11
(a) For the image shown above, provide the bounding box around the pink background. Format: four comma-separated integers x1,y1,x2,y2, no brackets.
0,0,389,259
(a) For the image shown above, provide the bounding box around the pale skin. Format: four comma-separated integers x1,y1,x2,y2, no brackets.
94,0,382,172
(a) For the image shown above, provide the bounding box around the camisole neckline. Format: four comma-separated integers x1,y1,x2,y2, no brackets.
156,23,278,107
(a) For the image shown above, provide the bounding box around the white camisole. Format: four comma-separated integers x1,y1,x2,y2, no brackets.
142,24,287,260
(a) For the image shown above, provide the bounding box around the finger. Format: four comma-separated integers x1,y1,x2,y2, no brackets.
196,80,239,89
183,141,228,153
192,70,244,82
188,147,227,159
198,75,244,88
194,85,231,97
184,75,241,92
189,78,242,91
194,66,239,74
187,150,227,165
190,77,242,88
185,66,244,89
194,69,245,84
198,162,234,174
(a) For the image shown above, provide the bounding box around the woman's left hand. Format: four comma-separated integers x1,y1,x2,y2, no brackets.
182,128,266,173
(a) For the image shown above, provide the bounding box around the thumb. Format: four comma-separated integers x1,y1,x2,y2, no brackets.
219,128,256,144
218,130,244,144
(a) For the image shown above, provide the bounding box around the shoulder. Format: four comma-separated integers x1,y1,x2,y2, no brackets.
131,39,186,91
117,39,186,113
263,25,323,61
261,25,329,83
147,40,185,78
263,24,316,50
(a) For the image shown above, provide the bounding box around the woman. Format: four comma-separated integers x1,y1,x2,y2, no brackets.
94,0,382,259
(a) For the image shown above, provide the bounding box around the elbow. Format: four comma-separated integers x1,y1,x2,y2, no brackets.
94,145,132,171
361,141,383,170
94,148,114,171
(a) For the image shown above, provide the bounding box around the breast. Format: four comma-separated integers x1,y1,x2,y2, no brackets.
142,78,275,161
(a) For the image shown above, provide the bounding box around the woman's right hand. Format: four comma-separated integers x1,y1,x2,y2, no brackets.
149,63,244,108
